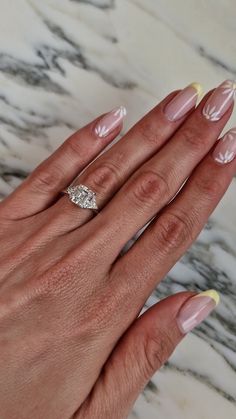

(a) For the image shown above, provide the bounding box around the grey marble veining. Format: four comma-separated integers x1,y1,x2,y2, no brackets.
0,1,235,418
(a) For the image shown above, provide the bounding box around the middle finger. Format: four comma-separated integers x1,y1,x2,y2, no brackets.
92,80,236,262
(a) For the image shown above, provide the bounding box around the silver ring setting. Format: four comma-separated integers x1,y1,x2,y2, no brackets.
64,184,99,212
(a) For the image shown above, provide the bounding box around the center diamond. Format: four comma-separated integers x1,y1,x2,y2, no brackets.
67,185,98,210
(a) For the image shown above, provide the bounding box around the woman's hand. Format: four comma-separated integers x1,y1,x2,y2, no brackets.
0,80,235,419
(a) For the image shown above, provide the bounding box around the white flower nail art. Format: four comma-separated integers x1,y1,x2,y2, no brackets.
215,149,235,164
214,128,236,164
113,106,127,118
95,106,127,138
221,80,236,99
95,125,110,138
203,80,236,122
202,105,221,121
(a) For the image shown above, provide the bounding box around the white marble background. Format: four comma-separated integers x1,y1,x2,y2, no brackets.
0,1,235,418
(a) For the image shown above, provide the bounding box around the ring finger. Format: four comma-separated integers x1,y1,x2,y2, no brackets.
89,80,236,263
1,107,127,219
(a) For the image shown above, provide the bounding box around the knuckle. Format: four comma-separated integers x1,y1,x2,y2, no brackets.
30,165,63,194
139,119,161,146
195,175,223,200
130,170,169,209
143,329,176,376
85,161,121,193
66,133,84,156
181,126,209,151
156,210,194,250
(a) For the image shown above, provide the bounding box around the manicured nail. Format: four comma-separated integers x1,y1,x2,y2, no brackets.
164,82,203,122
202,80,236,122
95,106,127,138
177,290,220,334
213,128,236,164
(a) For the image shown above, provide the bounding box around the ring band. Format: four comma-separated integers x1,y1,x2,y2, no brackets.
63,184,99,213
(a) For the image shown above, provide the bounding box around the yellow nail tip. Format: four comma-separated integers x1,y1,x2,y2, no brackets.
195,289,220,306
190,82,203,98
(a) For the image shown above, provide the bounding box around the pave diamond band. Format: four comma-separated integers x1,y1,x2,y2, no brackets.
64,184,99,212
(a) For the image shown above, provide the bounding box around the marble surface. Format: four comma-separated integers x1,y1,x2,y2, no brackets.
0,1,236,418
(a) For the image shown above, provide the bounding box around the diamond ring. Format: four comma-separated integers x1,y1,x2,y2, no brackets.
63,184,99,213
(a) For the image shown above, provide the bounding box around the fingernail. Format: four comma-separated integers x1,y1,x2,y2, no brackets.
177,290,220,334
94,106,127,138
202,79,236,122
213,128,236,164
164,82,203,122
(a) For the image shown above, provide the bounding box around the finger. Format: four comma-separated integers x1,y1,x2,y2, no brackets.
1,107,127,219
51,83,202,230
76,290,219,419
93,80,235,262
112,127,236,305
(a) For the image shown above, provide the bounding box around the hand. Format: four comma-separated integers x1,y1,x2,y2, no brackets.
0,80,235,419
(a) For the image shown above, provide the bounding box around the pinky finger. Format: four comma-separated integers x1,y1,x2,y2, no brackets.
76,290,219,419
1,106,126,219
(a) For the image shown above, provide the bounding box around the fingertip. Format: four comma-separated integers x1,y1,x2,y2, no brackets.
176,289,219,334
